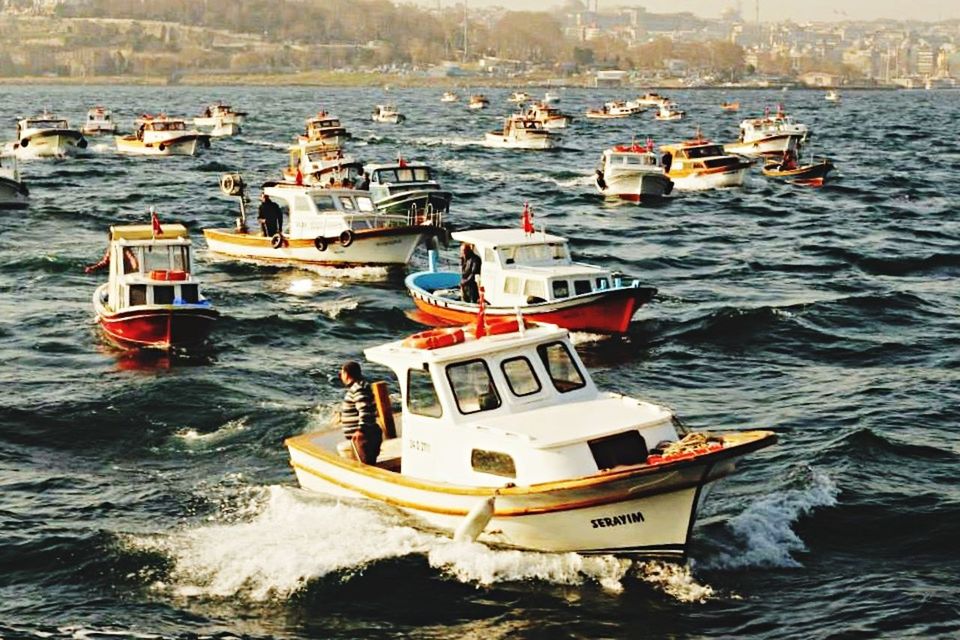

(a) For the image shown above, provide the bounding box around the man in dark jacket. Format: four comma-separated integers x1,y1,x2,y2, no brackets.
459,243,482,303
339,361,382,464
258,193,283,237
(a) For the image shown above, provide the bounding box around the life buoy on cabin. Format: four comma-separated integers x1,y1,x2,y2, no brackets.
402,327,466,350
480,318,527,336
314,236,328,252
148,269,169,280
339,229,354,247
167,270,187,281
271,233,284,249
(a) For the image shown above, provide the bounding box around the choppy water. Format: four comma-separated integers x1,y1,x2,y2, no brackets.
2,85,959,639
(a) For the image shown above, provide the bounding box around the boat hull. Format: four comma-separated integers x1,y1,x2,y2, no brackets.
115,135,203,156
724,134,800,158
286,428,776,556
598,171,673,201
762,160,834,186
93,285,218,349
0,176,29,209
669,166,749,191
13,130,87,158
372,115,405,124
483,133,557,150
407,271,656,333
373,189,452,216
203,226,434,266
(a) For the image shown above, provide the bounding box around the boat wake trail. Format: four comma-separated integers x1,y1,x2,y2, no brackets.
120,485,709,602
699,464,839,570
242,138,288,150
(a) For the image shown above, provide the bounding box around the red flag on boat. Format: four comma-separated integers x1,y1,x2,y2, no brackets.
521,202,534,234
398,153,407,168
295,167,304,185
475,286,487,338
151,209,162,237
645,138,654,152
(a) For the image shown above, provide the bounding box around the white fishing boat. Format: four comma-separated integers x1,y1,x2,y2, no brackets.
81,106,118,136
468,95,490,110
660,133,753,191
524,102,573,129
206,174,444,267
281,140,362,188
631,92,669,107
115,115,210,156
508,91,532,103
441,92,460,103
90,220,218,350
371,103,406,124
299,111,351,148
825,90,841,103
286,317,777,556
585,101,639,119
194,102,247,128
654,102,685,121
4,112,87,159
595,142,673,202
0,154,29,209
484,115,560,150
543,91,560,104
723,106,808,157
364,159,452,217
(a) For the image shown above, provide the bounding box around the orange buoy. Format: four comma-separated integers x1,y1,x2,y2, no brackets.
402,327,466,350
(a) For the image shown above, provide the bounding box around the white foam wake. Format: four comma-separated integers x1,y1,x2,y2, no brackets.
703,465,839,570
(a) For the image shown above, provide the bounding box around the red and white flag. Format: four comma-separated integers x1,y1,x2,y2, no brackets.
151,210,162,237
521,202,534,234
475,286,487,338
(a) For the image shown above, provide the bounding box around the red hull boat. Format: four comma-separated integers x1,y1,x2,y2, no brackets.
95,292,218,348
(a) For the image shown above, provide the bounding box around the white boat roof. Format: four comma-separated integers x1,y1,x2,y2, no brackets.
110,223,189,241
452,228,566,248
366,162,430,172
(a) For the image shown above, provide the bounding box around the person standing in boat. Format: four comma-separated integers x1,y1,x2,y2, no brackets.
459,243,482,303
257,192,282,237
338,361,382,464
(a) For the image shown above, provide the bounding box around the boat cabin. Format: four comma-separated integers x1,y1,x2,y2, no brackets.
452,229,630,307
365,323,677,485
104,224,203,312
304,113,347,139
262,184,411,237
86,109,112,124
19,117,69,135
603,146,663,170
287,143,361,185
366,163,437,188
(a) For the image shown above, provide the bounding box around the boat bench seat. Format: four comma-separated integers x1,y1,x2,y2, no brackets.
375,437,402,472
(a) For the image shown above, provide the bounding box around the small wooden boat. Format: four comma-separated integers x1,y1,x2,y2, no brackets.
654,103,685,121
371,103,406,124
762,156,834,187
720,101,740,111
484,114,560,150
81,106,118,135
585,101,639,119
441,91,459,103
524,102,573,129
286,318,776,556
90,219,218,349
468,94,490,110
724,105,808,157
660,132,753,190
407,222,657,333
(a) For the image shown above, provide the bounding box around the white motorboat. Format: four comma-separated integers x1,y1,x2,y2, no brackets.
723,106,808,157
660,133,753,191
4,112,87,159
364,160,452,217
524,102,573,129
299,111,351,148
281,140,362,187
585,101,640,119
115,115,210,156
654,102,685,121
206,174,445,267
286,318,776,556
441,92,460,103
484,114,560,150
0,154,29,209
468,95,490,110
543,91,560,104
371,103,406,124
825,90,841,103
81,106,118,136
90,220,218,350
630,92,669,108
194,102,247,129
508,91,532,103
595,142,673,202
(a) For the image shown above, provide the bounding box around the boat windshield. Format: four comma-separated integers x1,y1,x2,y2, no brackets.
141,245,189,273
536,341,586,393
498,242,569,265
613,153,657,166
151,121,186,131
28,119,68,129
683,145,724,159
375,167,432,183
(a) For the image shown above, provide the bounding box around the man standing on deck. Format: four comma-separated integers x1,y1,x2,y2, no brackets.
459,243,482,303
339,361,382,464
258,192,282,237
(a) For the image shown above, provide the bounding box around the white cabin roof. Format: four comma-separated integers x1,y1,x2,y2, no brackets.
452,228,566,249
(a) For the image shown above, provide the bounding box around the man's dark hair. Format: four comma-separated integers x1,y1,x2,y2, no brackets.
342,360,362,380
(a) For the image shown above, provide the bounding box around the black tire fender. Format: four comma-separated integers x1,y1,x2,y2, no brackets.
158,143,166,151
314,236,328,252
271,233,284,249
339,230,354,247
78,138,88,149
19,138,28,148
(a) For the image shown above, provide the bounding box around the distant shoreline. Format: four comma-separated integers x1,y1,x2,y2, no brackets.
0,73,905,91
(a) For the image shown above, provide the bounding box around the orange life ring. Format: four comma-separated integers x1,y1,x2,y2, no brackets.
148,269,169,280
402,327,466,350
167,270,187,281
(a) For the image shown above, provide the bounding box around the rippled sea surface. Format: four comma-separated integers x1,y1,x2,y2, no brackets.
1,84,959,639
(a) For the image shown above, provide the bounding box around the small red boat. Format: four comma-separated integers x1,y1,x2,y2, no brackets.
89,220,218,349
405,215,656,334
762,154,835,187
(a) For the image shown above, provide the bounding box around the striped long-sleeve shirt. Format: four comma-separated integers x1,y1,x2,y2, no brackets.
341,379,379,439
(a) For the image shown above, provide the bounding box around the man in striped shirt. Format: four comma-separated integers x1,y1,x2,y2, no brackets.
339,361,382,464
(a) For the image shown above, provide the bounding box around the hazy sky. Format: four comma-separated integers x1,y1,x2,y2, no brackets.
439,0,960,23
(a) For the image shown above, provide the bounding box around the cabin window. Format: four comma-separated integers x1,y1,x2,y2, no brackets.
589,431,648,470
293,195,312,212
446,359,501,414
339,196,355,211
552,280,569,299
397,168,414,182
550,243,567,260
501,357,541,397
128,284,147,306
143,246,169,273
574,280,592,295
500,247,515,264
356,197,374,212
377,170,398,183
596,277,608,290
484,248,496,264
537,342,586,393
172,246,188,272
311,195,337,209
153,286,174,305
407,367,442,418
523,279,546,302
179,284,199,303
504,277,521,295
413,168,431,181
471,449,516,479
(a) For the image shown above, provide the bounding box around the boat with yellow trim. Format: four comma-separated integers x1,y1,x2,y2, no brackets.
660,132,753,190
285,319,776,557
5,112,88,159
116,115,210,156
